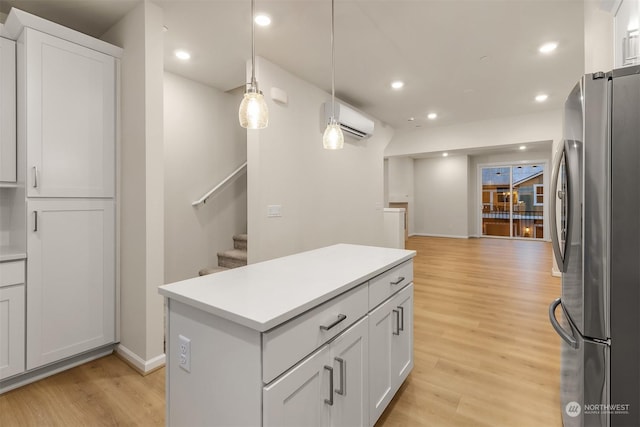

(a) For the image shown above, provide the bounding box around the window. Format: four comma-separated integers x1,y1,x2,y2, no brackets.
534,184,544,206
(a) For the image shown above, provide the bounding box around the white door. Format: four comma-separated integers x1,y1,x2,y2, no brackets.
391,284,414,386
0,284,25,379
23,28,115,197
368,296,395,425
263,345,331,427
26,199,115,369
330,316,369,427
0,37,16,183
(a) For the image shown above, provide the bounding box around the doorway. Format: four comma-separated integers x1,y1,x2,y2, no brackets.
480,163,545,239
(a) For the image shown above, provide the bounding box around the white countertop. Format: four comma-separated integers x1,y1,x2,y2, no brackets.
159,244,415,332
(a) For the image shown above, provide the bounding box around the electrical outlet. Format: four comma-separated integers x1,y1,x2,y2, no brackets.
178,334,191,373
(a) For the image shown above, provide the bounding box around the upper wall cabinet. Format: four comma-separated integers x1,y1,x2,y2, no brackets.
20,28,116,198
0,37,16,183
614,0,640,68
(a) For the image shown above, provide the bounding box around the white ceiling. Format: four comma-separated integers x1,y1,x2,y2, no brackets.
0,0,585,131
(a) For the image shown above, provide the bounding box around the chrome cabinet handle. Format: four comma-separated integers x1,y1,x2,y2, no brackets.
335,357,346,396
392,309,400,335
397,306,404,332
324,365,334,405
33,211,38,232
320,314,346,331
390,276,405,285
32,166,38,188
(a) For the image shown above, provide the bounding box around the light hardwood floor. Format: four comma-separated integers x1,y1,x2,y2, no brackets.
0,236,562,426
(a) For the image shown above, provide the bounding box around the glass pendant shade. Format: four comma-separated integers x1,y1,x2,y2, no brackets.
239,88,269,129
323,119,344,150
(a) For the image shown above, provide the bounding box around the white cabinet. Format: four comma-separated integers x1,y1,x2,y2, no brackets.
26,199,115,369
21,28,115,198
0,260,25,380
368,283,414,425
0,37,16,183
263,316,369,427
614,0,640,68
161,245,415,427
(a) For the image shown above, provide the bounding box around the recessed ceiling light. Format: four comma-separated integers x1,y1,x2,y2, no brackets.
175,50,191,60
519,145,526,150
427,113,437,120
539,42,558,54
535,94,548,102
391,81,404,90
408,117,415,121
442,152,448,157
255,14,271,26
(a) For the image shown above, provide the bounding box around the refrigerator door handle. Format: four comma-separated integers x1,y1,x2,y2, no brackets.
549,298,579,349
549,144,565,272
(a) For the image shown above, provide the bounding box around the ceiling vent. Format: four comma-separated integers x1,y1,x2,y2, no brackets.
323,102,375,139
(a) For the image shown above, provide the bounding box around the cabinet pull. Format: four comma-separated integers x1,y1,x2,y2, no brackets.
324,365,334,406
392,309,400,335
390,276,405,286
335,357,346,396
33,211,38,232
320,314,347,331
397,306,404,332
32,166,38,188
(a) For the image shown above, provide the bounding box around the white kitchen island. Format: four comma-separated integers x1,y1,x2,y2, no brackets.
159,243,416,427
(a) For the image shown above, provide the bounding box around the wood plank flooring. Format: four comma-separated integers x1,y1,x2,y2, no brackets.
377,236,562,427
0,236,562,426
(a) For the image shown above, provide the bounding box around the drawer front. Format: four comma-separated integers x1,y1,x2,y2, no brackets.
0,260,25,288
368,260,413,310
262,283,368,384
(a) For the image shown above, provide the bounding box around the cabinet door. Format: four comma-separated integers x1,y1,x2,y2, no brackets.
23,28,115,197
0,37,16,183
330,316,369,427
615,0,640,67
368,296,395,425
0,284,25,379
26,199,115,369
263,345,331,427
391,284,414,386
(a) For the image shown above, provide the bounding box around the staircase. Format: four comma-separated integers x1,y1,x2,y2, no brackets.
199,234,247,276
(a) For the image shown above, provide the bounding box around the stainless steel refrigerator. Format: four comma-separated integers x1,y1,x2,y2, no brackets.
549,66,640,427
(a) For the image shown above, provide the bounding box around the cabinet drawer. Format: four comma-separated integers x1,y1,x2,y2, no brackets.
262,283,368,384
0,260,25,288
368,260,413,310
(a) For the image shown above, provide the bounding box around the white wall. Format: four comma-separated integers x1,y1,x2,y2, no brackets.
385,109,562,158
385,156,415,235
468,146,553,238
163,72,247,283
413,155,469,238
101,1,165,371
248,57,393,263
584,1,614,74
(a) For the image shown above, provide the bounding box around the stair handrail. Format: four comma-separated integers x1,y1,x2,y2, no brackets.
192,161,247,207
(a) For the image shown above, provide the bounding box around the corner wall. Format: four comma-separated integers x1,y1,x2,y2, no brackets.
163,72,247,283
413,155,469,238
101,1,165,372
248,57,393,263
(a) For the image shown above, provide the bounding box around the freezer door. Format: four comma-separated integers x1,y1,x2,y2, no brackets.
550,299,609,427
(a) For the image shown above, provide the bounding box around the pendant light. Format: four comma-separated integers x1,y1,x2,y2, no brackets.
239,0,268,129
322,0,344,149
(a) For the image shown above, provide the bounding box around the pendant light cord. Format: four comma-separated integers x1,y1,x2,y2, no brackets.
251,0,256,87
331,0,336,119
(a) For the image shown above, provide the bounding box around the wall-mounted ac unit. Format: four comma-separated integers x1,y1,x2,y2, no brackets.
323,102,375,139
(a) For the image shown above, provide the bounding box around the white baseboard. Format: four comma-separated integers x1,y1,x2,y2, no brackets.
412,233,469,239
551,267,561,278
116,344,165,375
